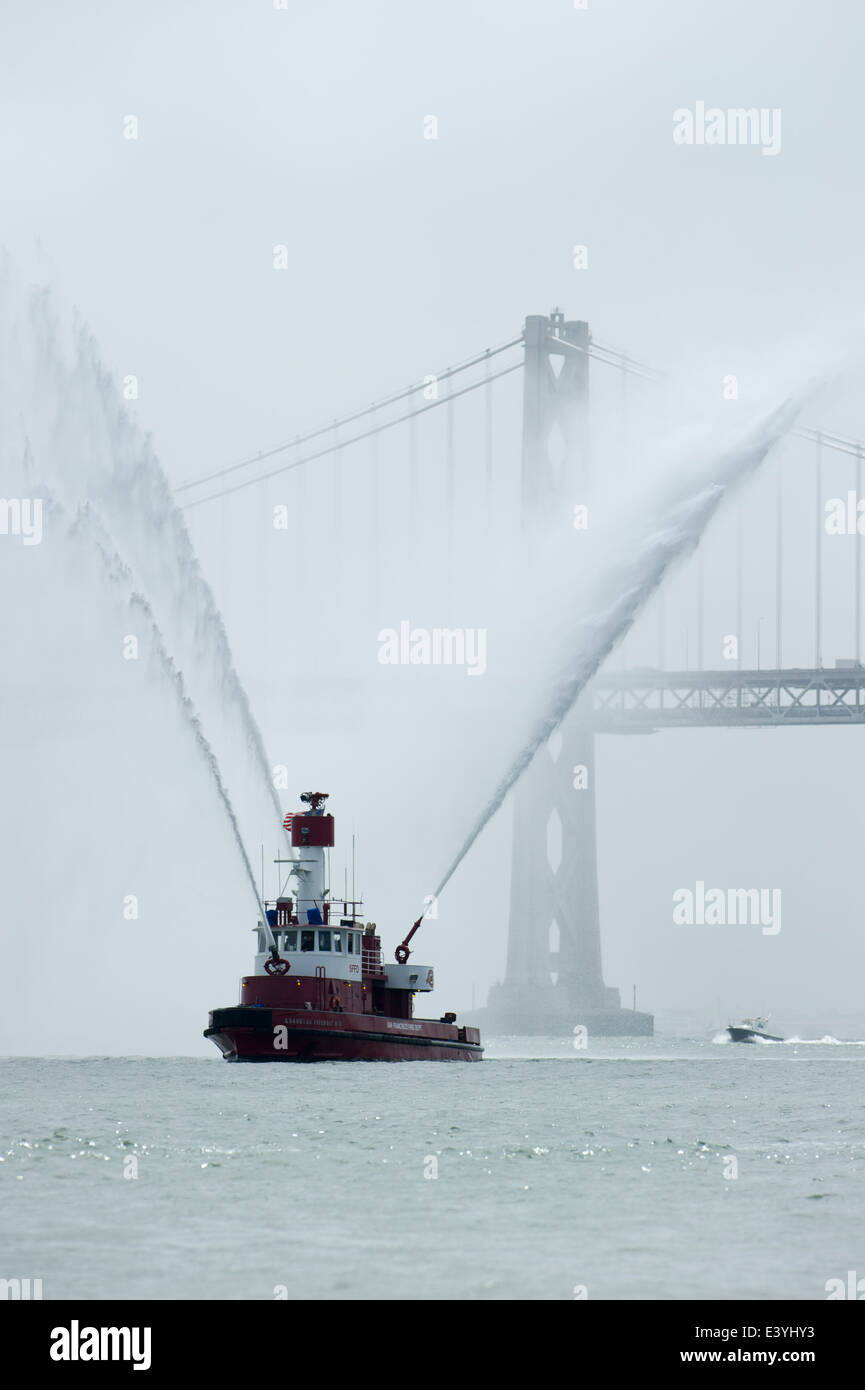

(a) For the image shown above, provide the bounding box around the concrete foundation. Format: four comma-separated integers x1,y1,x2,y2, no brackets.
469,979,654,1037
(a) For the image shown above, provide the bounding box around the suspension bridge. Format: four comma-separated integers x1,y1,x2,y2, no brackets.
177,310,865,1036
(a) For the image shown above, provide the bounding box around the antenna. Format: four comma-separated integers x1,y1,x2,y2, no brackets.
352,833,356,921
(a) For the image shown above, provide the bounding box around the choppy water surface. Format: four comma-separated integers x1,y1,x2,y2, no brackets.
2,1037,863,1300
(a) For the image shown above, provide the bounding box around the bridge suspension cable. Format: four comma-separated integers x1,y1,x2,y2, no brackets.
586,338,865,462
589,337,865,458
176,333,523,500
177,317,865,515
586,341,665,380
178,329,662,512
181,356,524,510
576,330,865,676
795,424,865,461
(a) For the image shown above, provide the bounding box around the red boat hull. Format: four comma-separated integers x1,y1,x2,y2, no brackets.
205,1006,483,1062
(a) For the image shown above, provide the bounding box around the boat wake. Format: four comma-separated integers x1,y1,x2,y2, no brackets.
713,1032,865,1046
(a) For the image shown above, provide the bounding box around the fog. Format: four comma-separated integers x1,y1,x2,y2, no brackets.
2,0,865,1053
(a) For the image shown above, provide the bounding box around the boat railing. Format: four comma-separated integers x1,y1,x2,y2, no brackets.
362,942,385,976
265,897,365,928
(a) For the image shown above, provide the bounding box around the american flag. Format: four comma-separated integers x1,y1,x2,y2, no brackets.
282,813,294,832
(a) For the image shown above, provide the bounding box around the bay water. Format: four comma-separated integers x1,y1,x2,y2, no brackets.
2,1037,862,1301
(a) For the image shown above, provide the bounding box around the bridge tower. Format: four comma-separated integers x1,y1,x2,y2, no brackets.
483,310,653,1036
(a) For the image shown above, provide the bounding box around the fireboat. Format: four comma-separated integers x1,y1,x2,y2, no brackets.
204,793,483,1062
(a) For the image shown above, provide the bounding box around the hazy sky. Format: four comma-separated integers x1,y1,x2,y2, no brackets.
3,1,864,467
3,1,865,1052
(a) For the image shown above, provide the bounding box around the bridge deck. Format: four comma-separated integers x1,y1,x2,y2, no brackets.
590,668,865,728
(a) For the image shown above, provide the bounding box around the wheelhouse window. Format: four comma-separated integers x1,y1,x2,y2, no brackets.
285,930,297,952
346,934,354,954
318,930,331,951
300,931,315,952
333,931,342,952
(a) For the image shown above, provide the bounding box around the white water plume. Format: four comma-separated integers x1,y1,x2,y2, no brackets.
0,262,282,904
432,395,807,902
62,498,271,928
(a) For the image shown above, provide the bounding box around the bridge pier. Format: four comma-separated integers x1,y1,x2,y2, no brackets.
481,704,652,1036
474,310,653,1038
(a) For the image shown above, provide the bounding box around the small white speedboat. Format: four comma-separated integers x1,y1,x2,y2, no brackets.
727,1016,784,1043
